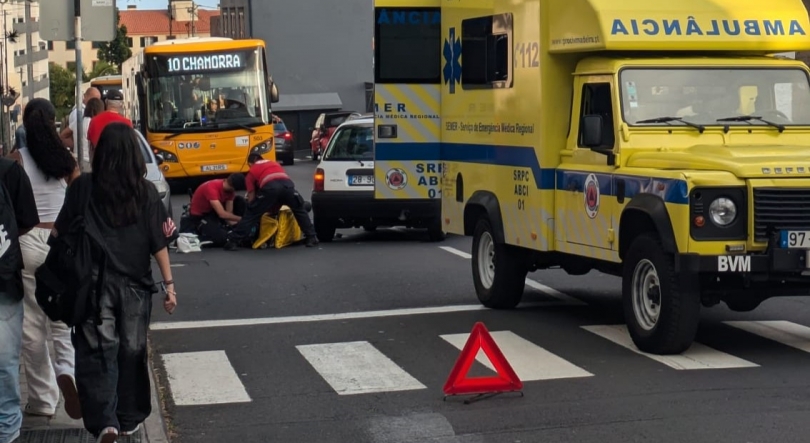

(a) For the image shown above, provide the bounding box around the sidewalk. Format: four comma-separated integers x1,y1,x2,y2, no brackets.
17,344,169,443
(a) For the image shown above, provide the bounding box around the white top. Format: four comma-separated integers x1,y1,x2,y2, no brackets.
69,116,91,164
18,147,68,223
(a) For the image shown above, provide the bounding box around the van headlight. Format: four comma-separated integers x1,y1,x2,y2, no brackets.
709,197,737,226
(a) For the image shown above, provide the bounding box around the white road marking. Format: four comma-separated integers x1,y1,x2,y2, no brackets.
150,300,572,331
439,246,472,259
440,330,593,381
724,320,810,353
438,246,584,305
296,341,426,395
582,325,759,370
161,350,251,405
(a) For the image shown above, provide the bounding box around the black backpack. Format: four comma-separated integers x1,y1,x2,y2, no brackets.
35,180,108,328
0,159,23,301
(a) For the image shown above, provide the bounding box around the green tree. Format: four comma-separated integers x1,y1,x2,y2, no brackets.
49,62,77,120
97,10,131,71
85,60,117,80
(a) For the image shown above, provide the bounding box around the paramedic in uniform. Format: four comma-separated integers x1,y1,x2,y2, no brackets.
184,174,247,247
224,154,318,250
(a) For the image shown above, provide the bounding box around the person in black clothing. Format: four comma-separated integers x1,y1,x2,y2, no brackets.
0,156,38,443
52,123,178,443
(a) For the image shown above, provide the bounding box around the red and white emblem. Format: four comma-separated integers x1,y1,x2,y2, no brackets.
584,173,600,219
163,218,177,238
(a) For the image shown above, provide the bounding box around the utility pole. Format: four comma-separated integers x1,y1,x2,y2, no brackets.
190,1,197,37
1,6,8,154
73,0,85,170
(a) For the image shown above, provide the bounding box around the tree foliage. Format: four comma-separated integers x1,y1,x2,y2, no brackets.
49,62,76,119
97,10,131,71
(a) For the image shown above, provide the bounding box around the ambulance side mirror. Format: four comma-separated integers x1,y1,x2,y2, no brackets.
581,114,604,148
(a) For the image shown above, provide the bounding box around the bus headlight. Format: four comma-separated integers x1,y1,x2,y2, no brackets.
250,141,272,155
152,147,178,163
709,197,737,226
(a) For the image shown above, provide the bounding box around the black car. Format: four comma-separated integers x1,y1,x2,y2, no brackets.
274,121,295,165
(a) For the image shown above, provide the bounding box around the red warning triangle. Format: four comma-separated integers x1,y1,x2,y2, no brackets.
443,322,523,396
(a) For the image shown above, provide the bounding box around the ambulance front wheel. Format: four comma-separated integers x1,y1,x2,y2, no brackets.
471,218,527,309
622,233,701,355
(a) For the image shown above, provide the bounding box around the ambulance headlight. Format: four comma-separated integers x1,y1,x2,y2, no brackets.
709,198,737,226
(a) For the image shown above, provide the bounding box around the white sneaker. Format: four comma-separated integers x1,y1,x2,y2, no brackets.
96,427,118,443
120,424,140,436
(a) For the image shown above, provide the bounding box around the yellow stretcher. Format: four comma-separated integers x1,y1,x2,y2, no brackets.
251,206,303,249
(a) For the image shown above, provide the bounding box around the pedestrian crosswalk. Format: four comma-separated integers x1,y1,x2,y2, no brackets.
159,319,810,405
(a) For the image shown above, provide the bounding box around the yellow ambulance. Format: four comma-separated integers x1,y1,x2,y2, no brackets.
373,0,810,354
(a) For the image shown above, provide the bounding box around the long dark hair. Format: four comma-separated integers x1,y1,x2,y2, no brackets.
91,123,149,227
23,98,76,180
83,97,104,118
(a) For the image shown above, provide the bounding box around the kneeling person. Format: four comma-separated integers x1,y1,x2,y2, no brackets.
187,174,246,246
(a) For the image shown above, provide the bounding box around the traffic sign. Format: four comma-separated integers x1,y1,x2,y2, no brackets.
40,0,115,42
442,322,523,397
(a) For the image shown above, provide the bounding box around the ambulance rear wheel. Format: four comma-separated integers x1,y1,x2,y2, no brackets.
472,218,527,309
622,233,700,355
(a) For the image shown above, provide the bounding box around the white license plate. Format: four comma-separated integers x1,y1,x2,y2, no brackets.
780,231,810,248
349,175,374,185
201,164,228,172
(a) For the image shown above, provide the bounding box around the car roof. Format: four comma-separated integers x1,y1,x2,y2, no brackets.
337,117,373,128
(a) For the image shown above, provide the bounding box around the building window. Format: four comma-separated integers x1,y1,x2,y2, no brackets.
460,13,513,90
238,8,245,38
66,61,76,71
92,42,101,49
140,36,158,47
126,37,133,47
47,41,53,50
230,10,236,38
167,35,176,40
66,40,75,50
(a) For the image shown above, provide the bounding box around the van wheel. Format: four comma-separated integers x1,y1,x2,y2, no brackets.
622,233,700,355
314,217,336,242
427,219,445,242
471,217,527,309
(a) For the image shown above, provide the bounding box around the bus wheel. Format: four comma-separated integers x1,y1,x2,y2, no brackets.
622,233,700,355
471,217,527,309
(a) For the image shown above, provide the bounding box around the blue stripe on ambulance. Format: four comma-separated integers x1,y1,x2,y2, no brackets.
376,142,689,204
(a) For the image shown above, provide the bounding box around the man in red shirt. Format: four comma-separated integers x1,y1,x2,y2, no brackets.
225,154,317,250
86,90,133,158
182,174,246,246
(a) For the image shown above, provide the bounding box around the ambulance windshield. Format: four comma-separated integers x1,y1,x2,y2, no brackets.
620,67,810,127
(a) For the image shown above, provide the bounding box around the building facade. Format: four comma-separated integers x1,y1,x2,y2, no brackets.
49,1,219,72
217,0,251,39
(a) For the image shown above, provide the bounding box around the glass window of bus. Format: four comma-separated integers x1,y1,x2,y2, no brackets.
324,125,374,160
145,48,270,133
619,68,810,127
374,7,441,84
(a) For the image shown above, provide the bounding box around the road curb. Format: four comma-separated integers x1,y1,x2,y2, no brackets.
143,348,170,443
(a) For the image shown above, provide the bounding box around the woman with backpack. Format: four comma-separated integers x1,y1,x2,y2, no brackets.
9,98,82,421
52,122,177,443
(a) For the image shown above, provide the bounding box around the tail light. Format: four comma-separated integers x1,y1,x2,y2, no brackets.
314,168,325,192
284,131,292,139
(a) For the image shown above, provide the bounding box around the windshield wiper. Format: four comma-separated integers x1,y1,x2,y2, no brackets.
218,122,257,133
716,115,785,133
635,116,705,133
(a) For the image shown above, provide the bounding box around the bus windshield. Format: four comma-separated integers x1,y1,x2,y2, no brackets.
144,47,270,133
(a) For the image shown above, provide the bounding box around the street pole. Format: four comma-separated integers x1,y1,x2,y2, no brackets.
1,7,8,155
73,0,85,170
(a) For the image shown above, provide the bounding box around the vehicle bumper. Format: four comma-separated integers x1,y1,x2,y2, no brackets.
312,191,440,227
275,142,294,157
160,159,252,179
678,248,810,296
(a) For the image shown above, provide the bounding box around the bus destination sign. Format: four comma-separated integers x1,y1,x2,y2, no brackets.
163,52,245,74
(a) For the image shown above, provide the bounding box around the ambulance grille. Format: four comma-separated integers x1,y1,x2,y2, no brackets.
753,188,810,242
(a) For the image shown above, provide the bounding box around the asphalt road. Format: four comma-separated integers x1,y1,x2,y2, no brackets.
148,155,810,443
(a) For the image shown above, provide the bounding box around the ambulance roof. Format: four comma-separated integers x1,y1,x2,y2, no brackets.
548,0,810,54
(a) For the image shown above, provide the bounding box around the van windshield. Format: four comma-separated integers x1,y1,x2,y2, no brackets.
620,67,810,127
324,125,374,160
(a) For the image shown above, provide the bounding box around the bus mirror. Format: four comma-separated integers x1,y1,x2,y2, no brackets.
270,82,279,103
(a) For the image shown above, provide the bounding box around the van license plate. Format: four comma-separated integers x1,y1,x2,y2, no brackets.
780,231,810,248
349,175,374,185
201,164,227,172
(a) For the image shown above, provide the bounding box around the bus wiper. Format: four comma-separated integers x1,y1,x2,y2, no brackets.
716,115,785,133
219,123,257,133
635,116,705,133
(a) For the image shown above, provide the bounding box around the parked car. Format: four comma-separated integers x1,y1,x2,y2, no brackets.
136,130,173,218
273,118,295,165
309,111,361,161
310,116,444,242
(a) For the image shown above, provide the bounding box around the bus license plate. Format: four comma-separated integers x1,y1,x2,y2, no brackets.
780,231,810,248
349,175,374,185
201,164,227,172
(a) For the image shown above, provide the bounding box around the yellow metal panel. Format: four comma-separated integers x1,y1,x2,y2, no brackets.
144,39,265,55
546,0,810,53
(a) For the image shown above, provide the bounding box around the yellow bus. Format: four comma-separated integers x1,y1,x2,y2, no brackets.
122,37,280,180
87,74,122,98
